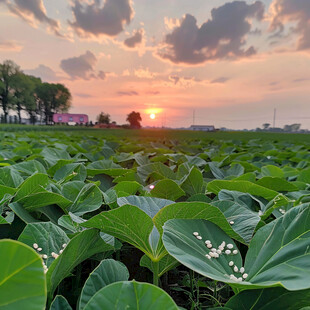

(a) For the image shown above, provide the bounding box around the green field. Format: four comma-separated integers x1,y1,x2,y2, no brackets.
1,127,310,309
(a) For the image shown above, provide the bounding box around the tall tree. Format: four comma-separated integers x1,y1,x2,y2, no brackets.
36,83,71,124
97,112,111,124
12,73,41,123
0,60,21,123
126,111,142,129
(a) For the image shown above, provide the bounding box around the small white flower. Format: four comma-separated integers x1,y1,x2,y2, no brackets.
216,249,222,254
230,274,237,280
209,252,215,257
234,266,239,272
258,210,263,216
225,250,231,255
218,245,224,251
149,184,155,190
229,261,234,267
243,273,248,279
62,244,67,248
207,244,213,248
221,241,226,247
233,250,238,255
59,249,63,254
193,232,199,236
33,243,38,249
211,248,217,252
205,240,211,244
213,253,219,258
196,236,202,240
237,277,243,282
240,267,245,274
229,221,234,225
42,254,48,259
37,248,42,252
227,244,233,249
205,254,211,259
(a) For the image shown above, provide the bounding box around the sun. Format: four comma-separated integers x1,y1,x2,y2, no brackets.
150,113,156,120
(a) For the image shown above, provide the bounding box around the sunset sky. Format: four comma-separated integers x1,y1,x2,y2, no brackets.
1,0,310,129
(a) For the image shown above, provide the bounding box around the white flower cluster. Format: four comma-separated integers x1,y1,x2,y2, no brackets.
279,208,286,215
229,262,248,282
192,232,248,282
33,243,67,274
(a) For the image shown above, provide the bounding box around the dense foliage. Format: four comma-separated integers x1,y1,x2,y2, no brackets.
1,129,310,309
0,60,71,124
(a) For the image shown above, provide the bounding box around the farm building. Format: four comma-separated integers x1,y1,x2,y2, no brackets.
190,125,215,131
53,113,89,124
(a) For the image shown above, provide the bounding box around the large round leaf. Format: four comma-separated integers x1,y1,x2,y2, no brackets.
163,204,310,291
83,281,178,310
226,287,310,310
79,259,129,310
18,222,70,267
0,239,46,310
163,219,243,284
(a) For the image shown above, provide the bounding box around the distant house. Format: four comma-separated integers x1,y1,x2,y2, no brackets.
53,113,89,124
190,125,215,132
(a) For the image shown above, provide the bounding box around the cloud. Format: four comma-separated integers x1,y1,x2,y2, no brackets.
117,90,139,96
167,74,202,88
124,28,143,48
270,0,310,50
24,64,59,82
158,1,264,65
0,39,23,51
164,17,181,30
211,77,230,84
134,67,156,79
60,50,106,80
75,93,94,98
69,0,134,38
4,0,62,37
293,78,310,83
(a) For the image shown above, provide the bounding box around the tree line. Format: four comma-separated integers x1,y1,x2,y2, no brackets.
0,60,71,124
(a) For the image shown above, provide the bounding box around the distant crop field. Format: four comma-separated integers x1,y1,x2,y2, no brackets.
1,127,310,309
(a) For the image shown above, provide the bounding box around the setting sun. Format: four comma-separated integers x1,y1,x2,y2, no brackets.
150,113,156,120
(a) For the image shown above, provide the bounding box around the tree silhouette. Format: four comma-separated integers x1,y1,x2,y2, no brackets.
97,112,111,124
126,111,142,129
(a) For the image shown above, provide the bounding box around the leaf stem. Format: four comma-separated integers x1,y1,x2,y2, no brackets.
152,261,159,286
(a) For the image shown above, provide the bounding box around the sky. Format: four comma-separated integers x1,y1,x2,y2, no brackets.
1,0,310,129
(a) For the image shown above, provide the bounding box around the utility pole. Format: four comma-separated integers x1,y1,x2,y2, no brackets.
273,108,276,128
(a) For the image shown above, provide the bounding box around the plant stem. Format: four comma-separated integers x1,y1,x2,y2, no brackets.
152,261,159,286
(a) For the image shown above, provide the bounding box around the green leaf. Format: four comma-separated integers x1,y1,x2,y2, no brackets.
297,168,310,183
163,219,243,286
212,200,262,244
0,167,23,187
207,180,278,200
150,179,185,200
79,259,129,310
82,206,154,257
261,165,284,178
180,167,204,196
54,163,86,182
50,295,72,310
46,229,114,296
137,162,176,182
117,195,174,218
256,177,298,192
67,183,103,216
15,173,49,201
113,181,142,196
154,202,245,244
83,281,178,310
164,203,310,291
87,160,127,177
18,191,72,212
226,287,310,310
0,185,16,200
18,222,70,267
0,239,46,310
